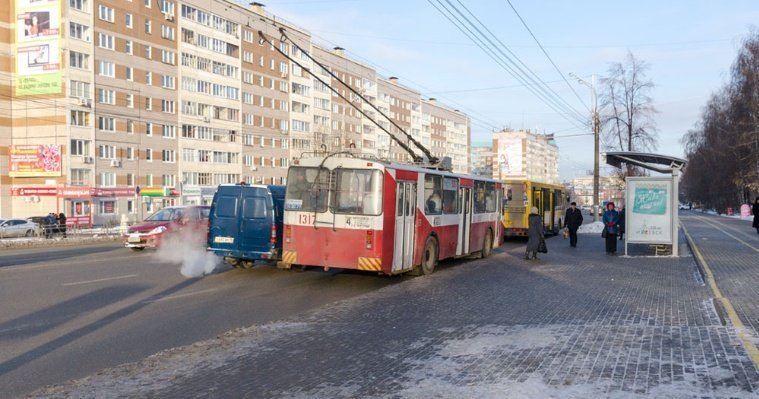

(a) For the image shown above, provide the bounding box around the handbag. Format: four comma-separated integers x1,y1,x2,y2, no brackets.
562,228,569,239
537,238,548,253
601,226,608,238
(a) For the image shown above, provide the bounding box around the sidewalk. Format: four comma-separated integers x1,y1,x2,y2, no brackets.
30,230,759,398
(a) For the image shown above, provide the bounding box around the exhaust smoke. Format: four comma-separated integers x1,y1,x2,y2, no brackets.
153,227,221,278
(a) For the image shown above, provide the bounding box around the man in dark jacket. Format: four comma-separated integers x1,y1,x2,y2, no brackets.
563,202,583,248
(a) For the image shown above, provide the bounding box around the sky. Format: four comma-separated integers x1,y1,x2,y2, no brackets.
258,0,759,181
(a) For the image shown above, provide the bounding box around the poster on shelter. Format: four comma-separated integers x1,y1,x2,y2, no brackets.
626,178,672,244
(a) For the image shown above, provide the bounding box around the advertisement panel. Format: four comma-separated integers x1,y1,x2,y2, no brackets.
15,0,62,96
9,144,62,177
625,177,673,244
496,138,523,178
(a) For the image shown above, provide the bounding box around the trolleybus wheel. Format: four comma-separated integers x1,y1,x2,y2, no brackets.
482,229,493,259
420,236,438,275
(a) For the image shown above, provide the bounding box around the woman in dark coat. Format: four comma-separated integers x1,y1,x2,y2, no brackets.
602,202,621,254
752,197,759,234
525,206,544,260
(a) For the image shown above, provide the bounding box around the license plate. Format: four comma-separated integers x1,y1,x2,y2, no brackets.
214,236,234,244
128,234,141,243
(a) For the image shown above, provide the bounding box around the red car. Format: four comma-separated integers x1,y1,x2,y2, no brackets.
123,205,210,251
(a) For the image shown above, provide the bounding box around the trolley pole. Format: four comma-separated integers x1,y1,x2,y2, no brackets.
592,76,600,222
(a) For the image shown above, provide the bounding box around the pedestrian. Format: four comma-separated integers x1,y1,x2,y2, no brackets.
525,206,543,260
563,201,583,247
752,197,759,234
602,202,621,254
618,206,626,241
58,213,67,238
44,212,56,239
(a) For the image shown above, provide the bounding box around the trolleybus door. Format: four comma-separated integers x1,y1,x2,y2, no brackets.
392,182,416,272
457,187,472,255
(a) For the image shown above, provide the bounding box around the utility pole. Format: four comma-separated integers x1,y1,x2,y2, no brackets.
591,74,600,222
570,73,600,221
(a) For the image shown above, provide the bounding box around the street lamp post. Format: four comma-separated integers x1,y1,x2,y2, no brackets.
570,73,600,222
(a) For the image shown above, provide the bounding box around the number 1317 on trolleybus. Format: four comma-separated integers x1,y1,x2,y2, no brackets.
280,154,503,275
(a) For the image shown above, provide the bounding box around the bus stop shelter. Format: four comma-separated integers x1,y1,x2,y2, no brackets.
604,152,687,257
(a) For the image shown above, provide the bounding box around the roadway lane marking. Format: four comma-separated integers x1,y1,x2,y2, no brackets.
143,288,218,304
689,215,759,252
682,223,759,372
62,274,138,286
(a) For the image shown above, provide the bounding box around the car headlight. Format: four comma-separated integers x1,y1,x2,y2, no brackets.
148,226,167,235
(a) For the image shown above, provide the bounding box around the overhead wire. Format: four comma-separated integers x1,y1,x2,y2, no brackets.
503,0,589,113
427,0,587,131
438,0,588,127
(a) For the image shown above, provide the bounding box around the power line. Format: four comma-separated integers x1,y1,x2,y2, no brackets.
446,0,587,125
428,0,587,130
503,0,589,113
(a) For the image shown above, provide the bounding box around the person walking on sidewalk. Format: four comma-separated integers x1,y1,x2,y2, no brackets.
564,201,583,247
752,197,759,234
525,206,544,260
602,202,621,254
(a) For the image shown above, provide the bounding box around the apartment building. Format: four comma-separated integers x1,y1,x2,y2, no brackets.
492,129,559,184
569,175,625,207
2,1,470,223
422,98,469,174
470,144,493,178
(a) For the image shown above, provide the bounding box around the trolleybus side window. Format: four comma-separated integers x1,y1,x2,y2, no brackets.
285,166,329,212
474,181,486,213
442,177,458,214
485,182,496,212
332,169,382,216
424,174,442,215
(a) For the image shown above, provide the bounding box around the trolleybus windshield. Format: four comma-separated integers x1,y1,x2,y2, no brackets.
331,169,383,216
285,166,329,212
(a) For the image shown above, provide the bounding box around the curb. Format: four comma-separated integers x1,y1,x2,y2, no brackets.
681,222,759,372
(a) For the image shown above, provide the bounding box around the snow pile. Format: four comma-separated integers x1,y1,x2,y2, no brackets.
577,221,605,234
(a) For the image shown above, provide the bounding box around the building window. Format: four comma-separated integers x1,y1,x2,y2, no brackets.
161,150,175,163
161,99,175,113
98,199,116,213
161,124,175,138
145,97,152,110
97,116,115,131
69,22,89,41
146,148,153,161
144,45,152,60
144,0,151,8
125,40,132,54
125,13,133,28
98,61,114,77
126,94,133,108
146,122,153,136
126,119,134,134
98,5,114,22
70,110,90,126
144,19,151,34
97,89,115,104
69,80,90,98
161,75,175,89
69,51,89,69
98,33,114,50
70,0,87,11
70,139,90,156
125,66,133,81
127,200,135,214
98,145,115,159
161,25,175,40
71,169,90,186
145,71,152,85
126,173,135,186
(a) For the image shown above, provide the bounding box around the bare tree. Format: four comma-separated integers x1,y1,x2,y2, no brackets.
599,52,659,177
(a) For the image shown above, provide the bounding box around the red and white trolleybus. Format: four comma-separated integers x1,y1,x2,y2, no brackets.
280,154,503,275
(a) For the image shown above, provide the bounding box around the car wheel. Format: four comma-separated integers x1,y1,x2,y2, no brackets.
25,230,33,237
419,236,438,275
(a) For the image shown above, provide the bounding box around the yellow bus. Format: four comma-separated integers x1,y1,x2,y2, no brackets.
502,179,567,238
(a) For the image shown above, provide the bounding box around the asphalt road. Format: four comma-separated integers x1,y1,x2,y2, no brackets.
1,241,479,397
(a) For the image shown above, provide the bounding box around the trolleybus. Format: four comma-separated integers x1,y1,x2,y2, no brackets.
280,153,503,275
502,179,567,238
